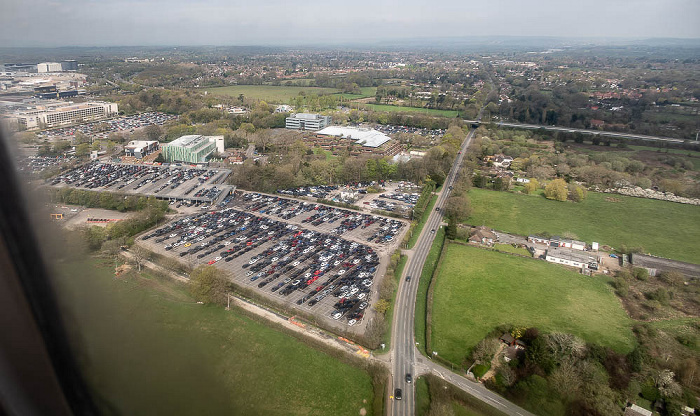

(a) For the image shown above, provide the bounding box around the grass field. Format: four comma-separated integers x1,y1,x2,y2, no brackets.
466,189,700,264
205,85,338,102
335,87,377,100
362,103,459,117
493,243,531,257
381,254,408,351
54,258,374,416
415,377,431,416
431,244,635,364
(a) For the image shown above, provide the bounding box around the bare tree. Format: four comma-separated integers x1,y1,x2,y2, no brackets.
131,245,149,272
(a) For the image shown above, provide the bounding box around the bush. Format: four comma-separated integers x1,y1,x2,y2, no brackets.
641,381,661,402
611,279,629,298
472,363,491,379
634,267,650,281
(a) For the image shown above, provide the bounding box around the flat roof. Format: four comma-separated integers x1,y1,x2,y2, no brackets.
546,247,595,264
290,113,325,120
316,126,391,148
168,135,207,148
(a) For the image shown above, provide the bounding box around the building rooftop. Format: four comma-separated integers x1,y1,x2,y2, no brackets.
546,247,596,264
316,126,391,148
167,135,207,148
290,113,324,120
125,140,158,149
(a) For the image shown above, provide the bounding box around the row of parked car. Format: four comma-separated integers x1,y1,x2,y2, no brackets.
37,111,177,139
236,193,405,244
142,204,380,326
277,185,338,199
17,155,75,175
51,162,219,197
378,192,420,206
374,124,445,137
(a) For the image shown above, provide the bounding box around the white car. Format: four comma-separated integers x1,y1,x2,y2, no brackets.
348,319,357,326
332,312,342,320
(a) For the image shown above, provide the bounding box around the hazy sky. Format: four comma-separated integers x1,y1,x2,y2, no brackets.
1,0,699,47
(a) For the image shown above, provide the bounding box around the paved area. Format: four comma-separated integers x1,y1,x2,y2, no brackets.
138,191,408,336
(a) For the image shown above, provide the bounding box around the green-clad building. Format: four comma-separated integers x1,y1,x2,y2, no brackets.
162,135,223,164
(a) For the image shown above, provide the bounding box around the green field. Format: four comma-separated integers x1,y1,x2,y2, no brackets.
335,87,377,100
431,244,635,364
381,254,408,351
205,85,338,102
493,243,531,256
362,103,459,117
467,189,700,264
54,258,374,416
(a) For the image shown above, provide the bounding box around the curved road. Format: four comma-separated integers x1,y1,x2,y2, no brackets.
389,126,534,416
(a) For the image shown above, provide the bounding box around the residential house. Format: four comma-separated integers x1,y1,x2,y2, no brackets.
492,154,514,168
624,404,652,416
469,226,497,246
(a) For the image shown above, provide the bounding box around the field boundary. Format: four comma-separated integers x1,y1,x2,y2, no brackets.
424,239,449,361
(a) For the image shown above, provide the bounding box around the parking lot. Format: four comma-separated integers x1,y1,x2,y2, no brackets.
37,111,177,140
51,161,234,204
278,181,422,218
232,193,407,249
17,155,76,175
139,192,407,333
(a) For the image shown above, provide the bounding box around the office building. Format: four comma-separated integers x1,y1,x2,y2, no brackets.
162,135,223,164
61,60,78,71
37,62,63,73
313,126,402,157
124,140,159,158
285,113,331,131
9,100,118,130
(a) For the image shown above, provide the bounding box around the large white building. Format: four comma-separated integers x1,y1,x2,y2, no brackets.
285,113,331,131
9,100,118,130
37,62,64,73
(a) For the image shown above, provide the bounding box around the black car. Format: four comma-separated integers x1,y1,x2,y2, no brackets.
405,275,411,282
394,388,402,400
406,373,412,383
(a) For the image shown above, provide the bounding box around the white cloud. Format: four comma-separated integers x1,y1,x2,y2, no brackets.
0,0,698,46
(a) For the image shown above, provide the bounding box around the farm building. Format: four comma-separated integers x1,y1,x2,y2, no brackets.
545,247,597,270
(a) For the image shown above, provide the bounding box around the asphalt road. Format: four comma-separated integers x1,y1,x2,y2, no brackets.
389,126,535,416
466,120,692,144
